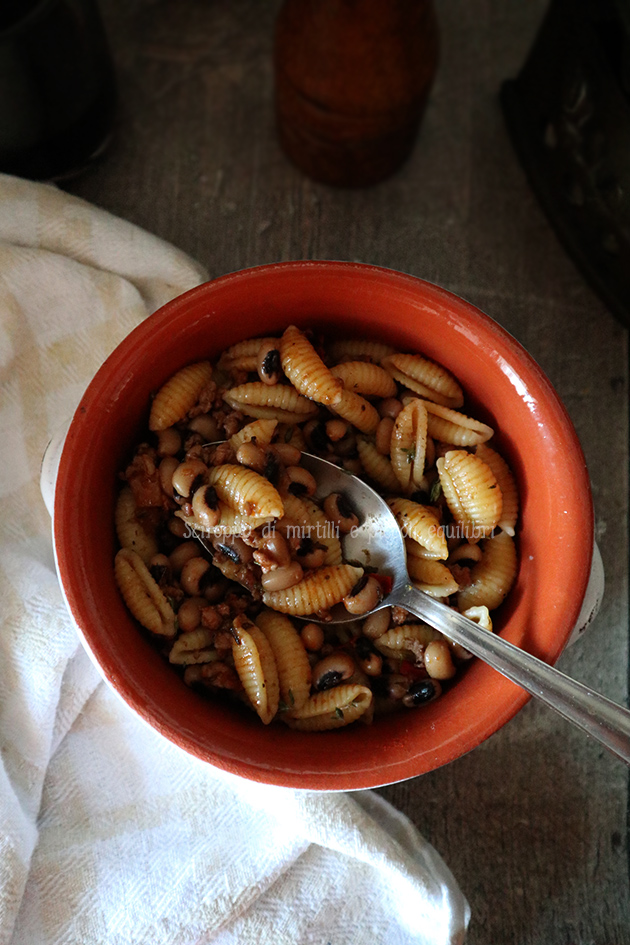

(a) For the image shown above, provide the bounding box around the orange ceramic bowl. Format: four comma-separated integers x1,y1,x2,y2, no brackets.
53,261,593,790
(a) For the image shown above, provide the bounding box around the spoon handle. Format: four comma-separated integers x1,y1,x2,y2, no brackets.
394,583,630,765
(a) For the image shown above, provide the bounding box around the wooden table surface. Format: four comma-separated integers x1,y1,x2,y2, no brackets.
67,1,629,941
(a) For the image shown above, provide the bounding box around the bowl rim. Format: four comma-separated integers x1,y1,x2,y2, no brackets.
53,260,595,789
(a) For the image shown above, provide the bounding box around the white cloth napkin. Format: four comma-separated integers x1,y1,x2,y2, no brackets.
0,172,470,945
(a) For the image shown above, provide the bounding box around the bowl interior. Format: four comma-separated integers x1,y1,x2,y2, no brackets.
54,261,593,790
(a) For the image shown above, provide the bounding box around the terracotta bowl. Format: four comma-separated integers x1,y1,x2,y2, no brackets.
52,261,594,790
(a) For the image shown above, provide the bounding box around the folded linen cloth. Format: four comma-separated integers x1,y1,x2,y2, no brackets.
0,172,470,945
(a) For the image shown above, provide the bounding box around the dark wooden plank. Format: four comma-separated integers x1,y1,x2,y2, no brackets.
66,1,629,941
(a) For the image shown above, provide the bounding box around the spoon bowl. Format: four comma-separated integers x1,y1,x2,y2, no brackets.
299,452,630,765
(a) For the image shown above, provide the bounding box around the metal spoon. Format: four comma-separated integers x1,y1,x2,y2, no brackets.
297,452,630,766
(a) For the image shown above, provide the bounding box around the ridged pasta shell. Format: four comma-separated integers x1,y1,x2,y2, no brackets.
208,464,284,519
114,548,176,637
169,628,218,665
382,353,464,408
328,339,395,364
475,443,519,536
405,537,443,561
229,418,278,451
410,399,494,446
357,437,400,493
388,497,448,558
263,564,364,616
276,422,307,451
176,504,273,537
149,361,213,431
114,486,158,563
218,337,280,373
457,532,518,611
331,361,397,399
280,325,343,406
256,609,311,711
448,542,483,565
437,450,502,540
462,605,493,632
223,382,319,423
280,493,343,566
374,624,441,661
408,558,459,598
390,400,428,491
284,684,373,730
232,618,280,725
328,389,380,434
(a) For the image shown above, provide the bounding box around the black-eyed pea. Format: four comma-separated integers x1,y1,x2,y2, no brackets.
449,640,473,661
157,427,182,457
402,678,442,707
362,606,391,640
159,456,180,497
167,516,188,539
375,417,395,455
323,492,359,533
385,673,409,701
177,596,206,632
325,419,348,442
333,431,357,457
191,485,220,528
260,561,303,592
303,419,329,452
262,531,292,568
181,556,213,596
379,397,403,419
424,640,456,679
149,553,171,585
187,414,219,442
183,665,204,687
271,443,302,466
296,538,327,570
169,540,203,574
172,459,207,498
312,650,355,691
343,575,382,615
236,440,267,472
232,536,254,564
358,650,383,676
285,465,317,497
257,342,282,385
300,622,325,652
203,577,229,604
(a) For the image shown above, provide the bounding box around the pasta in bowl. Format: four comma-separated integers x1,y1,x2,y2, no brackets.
114,326,520,732
53,262,594,789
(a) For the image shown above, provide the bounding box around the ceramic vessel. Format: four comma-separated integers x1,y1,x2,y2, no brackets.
48,262,597,790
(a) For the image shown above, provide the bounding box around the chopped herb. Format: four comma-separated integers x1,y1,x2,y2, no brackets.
402,447,416,464
288,688,295,706
429,479,442,502
284,426,294,443
335,707,344,720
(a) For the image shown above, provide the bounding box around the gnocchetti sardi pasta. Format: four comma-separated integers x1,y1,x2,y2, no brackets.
114,325,519,730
